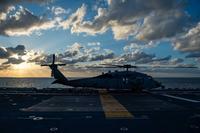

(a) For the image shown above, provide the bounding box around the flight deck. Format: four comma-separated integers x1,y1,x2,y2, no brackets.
0,88,200,133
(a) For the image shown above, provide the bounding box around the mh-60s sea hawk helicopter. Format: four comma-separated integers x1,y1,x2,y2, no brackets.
41,54,164,92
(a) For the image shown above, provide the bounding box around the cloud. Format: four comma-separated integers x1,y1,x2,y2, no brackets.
51,6,71,15
58,42,114,64
0,6,58,36
59,4,87,33
110,22,138,40
63,0,188,41
0,47,9,58
186,52,200,58
0,45,27,67
0,45,26,59
170,58,184,64
61,55,88,64
0,44,48,69
87,42,101,46
90,51,114,61
0,0,59,36
0,0,52,22
3,57,24,65
27,42,115,65
69,7,108,35
136,10,188,41
26,51,46,64
117,51,156,64
123,42,155,52
173,22,200,53
0,6,15,21
7,45,26,56
0,0,51,13
0,44,193,73
63,43,83,57
0,0,191,42
113,50,185,67
0,64,10,70
153,55,172,62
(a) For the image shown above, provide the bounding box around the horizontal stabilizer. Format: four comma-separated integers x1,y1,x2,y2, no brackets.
52,79,60,84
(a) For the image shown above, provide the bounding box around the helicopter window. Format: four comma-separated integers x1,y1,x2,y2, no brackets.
126,78,129,83
122,77,129,84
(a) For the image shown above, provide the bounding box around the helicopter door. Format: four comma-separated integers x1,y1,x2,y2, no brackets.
122,77,129,89
129,77,144,92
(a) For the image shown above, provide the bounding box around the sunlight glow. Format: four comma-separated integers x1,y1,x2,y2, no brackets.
0,63,51,77
11,54,19,59
13,62,30,70
21,55,29,61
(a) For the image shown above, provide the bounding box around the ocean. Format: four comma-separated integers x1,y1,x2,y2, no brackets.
0,77,200,89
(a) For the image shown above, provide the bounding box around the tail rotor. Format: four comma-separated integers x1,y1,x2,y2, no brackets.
41,54,66,77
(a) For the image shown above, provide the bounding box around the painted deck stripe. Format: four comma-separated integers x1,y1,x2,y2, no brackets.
162,94,200,103
99,90,133,119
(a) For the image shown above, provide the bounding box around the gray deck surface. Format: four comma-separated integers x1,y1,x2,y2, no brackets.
23,96,103,112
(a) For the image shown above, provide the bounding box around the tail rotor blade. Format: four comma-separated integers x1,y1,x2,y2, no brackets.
57,64,66,66
52,54,55,65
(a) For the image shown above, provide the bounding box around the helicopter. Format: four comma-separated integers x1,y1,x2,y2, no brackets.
41,54,165,92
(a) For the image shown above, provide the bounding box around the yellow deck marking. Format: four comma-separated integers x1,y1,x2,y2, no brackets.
99,90,133,119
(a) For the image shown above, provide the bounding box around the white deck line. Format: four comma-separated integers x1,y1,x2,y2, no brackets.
162,94,200,103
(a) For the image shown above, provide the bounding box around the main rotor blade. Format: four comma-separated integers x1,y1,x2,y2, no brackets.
127,64,197,69
100,63,113,66
100,64,125,68
151,65,198,69
57,64,66,66
41,63,66,67
111,65,124,67
87,66,117,69
100,64,138,68
87,64,198,69
174,66,198,68
41,64,50,66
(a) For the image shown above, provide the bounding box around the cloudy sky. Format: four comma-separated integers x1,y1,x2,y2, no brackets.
0,0,200,77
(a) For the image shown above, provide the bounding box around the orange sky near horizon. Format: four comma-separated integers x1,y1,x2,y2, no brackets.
0,64,200,78
0,60,200,78
0,62,99,77
0,69,99,78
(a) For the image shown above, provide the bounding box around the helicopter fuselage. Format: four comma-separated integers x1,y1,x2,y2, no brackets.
42,54,163,91
53,71,162,91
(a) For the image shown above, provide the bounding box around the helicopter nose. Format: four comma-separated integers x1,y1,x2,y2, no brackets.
155,81,164,88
